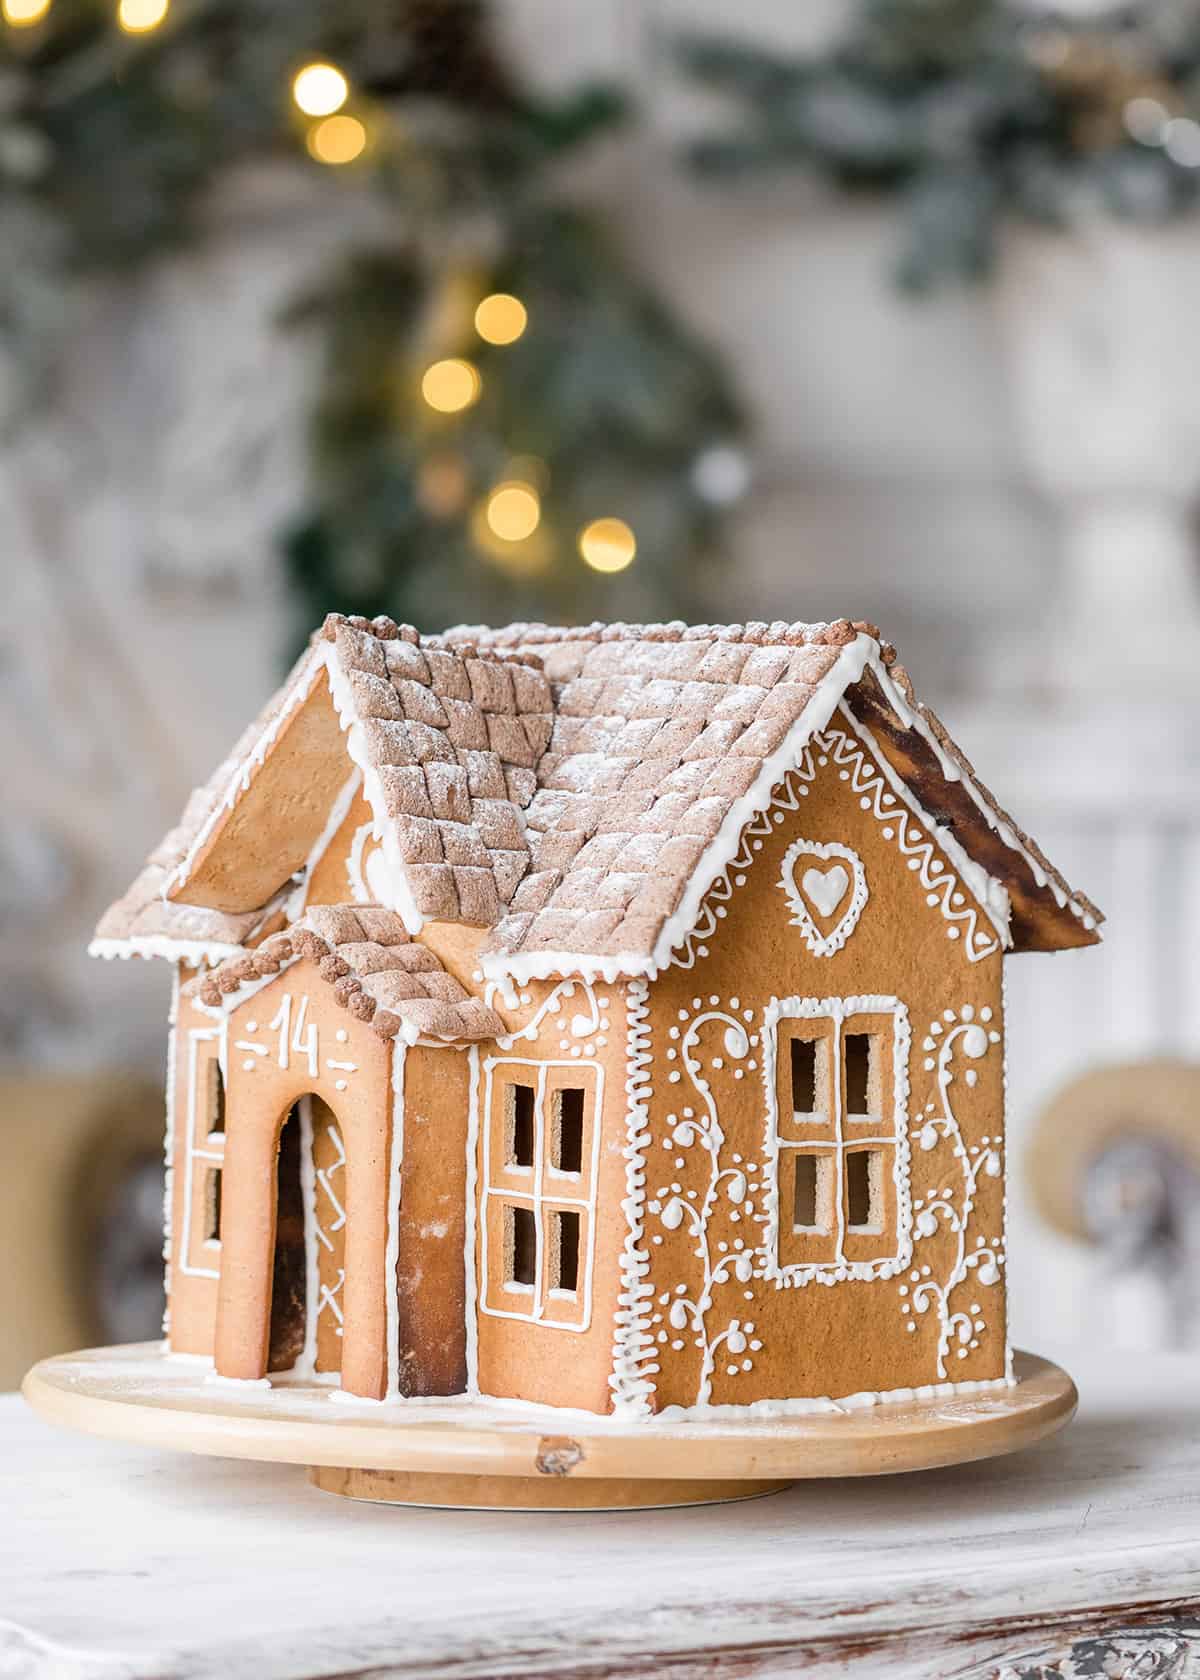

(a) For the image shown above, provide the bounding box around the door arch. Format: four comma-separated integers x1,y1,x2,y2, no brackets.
214,1082,390,1399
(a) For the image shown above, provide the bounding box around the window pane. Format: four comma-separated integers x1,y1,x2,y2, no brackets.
506,1203,537,1285
552,1089,584,1173
790,1038,817,1112
205,1058,225,1135
204,1166,222,1242
506,1084,535,1167
792,1154,831,1232
846,1149,883,1232
844,1032,877,1115
552,1209,581,1293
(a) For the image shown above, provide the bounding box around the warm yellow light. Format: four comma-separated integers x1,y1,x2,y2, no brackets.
474,292,528,346
2,0,51,26
486,482,540,542
117,0,168,32
306,114,367,166
579,517,636,573
421,358,481,414
293,62,349,118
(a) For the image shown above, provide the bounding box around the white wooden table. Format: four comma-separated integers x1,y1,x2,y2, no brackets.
5,1344,1200,1679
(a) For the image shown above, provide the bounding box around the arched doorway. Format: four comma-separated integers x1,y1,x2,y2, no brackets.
215,1078,390,1399
267,1096,348,1376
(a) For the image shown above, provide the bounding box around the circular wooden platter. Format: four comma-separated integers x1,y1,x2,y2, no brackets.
23,1343,1075,1510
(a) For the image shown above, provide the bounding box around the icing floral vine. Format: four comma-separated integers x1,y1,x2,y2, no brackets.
483,975,606,1053
901,1005,1005,1377
647,1003,765,1405
669,715,1003,971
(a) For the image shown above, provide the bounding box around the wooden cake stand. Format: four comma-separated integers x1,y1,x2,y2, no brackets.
23,1344,1075,1510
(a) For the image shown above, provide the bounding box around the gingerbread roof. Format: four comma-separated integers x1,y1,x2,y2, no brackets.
320,619,552,928
191,905,504,1044
90,650,314,963
95,613,1102,980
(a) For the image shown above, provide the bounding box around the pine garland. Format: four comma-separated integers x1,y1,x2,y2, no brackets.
677,0,1200,288
0,0,746,634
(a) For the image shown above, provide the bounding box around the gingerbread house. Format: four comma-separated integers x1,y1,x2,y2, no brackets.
92,615,1101,1417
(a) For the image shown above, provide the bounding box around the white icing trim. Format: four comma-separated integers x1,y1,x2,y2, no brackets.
760,995,913,1285
994,967,1001,1384
384,1042,406,1399
609,978,656,1417
778,838,868,957
346,819,383,905
319,642,425,935
179,1022,225,1281
295,1095,319,1381
655,1372,1014,1422
867,658,1097,931
89,935,243,965
463,1044,481,1396
162,969,180,1336
838,704,1011,946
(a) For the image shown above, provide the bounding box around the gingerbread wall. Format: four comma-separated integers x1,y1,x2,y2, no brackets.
469,976,631,1413
633,712,1009,1411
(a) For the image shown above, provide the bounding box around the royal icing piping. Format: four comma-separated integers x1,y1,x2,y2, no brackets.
778,838,868,956
384,1043,406,1398
905,1004,1005,1377
609,977,657,1416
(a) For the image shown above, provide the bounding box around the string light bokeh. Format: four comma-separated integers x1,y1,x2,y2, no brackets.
116,0,168,33
474,293,527,346
1,0,50,26
579,518,637,574
485,483,541,542
421,358,481,414
306,113,366,165
0,7,663,592
292,62,348,118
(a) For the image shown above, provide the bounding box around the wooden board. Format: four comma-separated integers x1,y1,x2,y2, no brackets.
8,1348,1200,1678
22,1343,1074,1508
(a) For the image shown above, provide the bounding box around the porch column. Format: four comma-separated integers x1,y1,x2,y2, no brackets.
213,1108,279,1380
339,1110,392,1400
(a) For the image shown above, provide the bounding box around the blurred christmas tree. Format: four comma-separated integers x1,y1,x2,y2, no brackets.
676,0,1200,289
0,0,746,632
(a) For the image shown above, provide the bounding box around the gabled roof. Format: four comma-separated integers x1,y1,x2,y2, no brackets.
94,613,1102,982
90,650,314,963
191,905,504,1044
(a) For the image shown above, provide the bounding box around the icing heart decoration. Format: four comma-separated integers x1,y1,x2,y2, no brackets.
779,839,868,958
801,864,849,919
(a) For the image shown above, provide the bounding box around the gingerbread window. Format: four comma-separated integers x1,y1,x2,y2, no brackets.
181,1028,225,1278
480,1058,602,1331
765,997,911,1280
